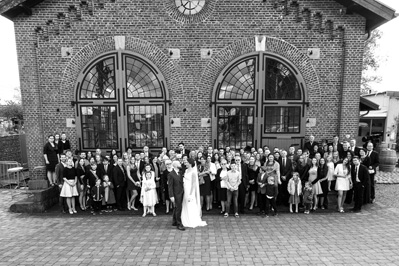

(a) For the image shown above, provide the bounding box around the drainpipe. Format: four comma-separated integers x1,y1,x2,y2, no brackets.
33,31,45,151
337,26,346,137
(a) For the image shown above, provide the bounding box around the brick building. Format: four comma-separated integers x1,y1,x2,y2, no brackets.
0,0,396,171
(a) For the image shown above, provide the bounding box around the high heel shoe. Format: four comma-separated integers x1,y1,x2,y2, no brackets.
127,202,131,210
72,209,77,214
69,209,73,215
132,207,138,211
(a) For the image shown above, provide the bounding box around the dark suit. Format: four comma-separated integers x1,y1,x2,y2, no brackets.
278,157,292,205
360,156,371,204
113,165,127,210
257,172,268,213
368,150,379,201
328,142,344,157
136,160,145,175
351,164,370,211
176,149,191,157
303,141,319,158
237,163,249,213
98,163,113,181
349,146,361,157
168,170,184,226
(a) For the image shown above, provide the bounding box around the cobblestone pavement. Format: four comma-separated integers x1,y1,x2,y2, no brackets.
376,168,399,184
1,186,399,266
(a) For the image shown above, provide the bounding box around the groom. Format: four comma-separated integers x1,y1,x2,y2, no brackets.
168,160,185,231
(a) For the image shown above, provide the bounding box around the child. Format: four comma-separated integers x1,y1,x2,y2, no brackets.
265,176,278,217
140,172,158,217
287,172,302,213
102,175,116,212
303,181,314,214
91,179,104,215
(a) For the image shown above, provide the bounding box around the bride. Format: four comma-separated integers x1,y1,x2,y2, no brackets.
181,158,207,228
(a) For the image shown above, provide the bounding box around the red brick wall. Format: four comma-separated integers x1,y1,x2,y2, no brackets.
11,0,366,170
0,135,22,162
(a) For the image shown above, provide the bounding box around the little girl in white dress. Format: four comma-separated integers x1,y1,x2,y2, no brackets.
140,172,158,217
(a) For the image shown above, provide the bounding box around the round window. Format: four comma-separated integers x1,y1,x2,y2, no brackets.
175,0,206,15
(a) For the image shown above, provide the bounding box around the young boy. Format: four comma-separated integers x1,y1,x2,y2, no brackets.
303,181,314,214
265,176,278,217
91,179,104,215
225,162,241,218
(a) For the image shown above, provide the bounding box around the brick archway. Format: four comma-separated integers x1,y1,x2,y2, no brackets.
199,36,322,139
60,36,183,105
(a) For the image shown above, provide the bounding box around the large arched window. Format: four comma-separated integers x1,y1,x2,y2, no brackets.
212,53,307,150
75,52,170,152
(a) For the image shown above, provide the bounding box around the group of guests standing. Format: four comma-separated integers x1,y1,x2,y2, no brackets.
43,134,379,216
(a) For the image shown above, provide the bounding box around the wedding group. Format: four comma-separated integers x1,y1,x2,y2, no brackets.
43,133,379,230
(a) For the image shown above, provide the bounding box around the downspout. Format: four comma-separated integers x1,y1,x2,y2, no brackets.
33,29,46,151
337,26,346,136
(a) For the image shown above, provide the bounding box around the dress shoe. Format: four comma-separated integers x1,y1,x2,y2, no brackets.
177,225,186,231
172,222,178,226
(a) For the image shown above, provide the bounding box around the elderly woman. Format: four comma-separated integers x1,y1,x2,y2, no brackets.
162,159,174,214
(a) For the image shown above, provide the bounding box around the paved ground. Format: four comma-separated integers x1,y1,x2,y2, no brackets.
1,184,399,266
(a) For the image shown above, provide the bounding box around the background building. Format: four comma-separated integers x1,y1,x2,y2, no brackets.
0,0,396,171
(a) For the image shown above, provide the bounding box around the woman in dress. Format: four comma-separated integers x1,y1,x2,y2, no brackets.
307,158,323,211
54,133,60,154
122,152,130,168
198,156,212,211
332,151,341,166
326,156,335,191
76,158,87,211
334,158,353,212
181,158,207,228
317,157,329,209
43,135,59,186
264,154,281,187
86,151,93,162
60,158,79,214
323,145,334,160
247,156,259,210
126,157,140,211
215,159,229,215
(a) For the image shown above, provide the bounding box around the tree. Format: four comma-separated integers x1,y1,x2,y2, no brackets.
361,29,383,95
0,100,23,120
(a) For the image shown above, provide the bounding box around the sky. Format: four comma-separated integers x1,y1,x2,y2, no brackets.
0,0,398,104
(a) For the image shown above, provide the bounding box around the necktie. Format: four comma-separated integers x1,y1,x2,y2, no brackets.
97,186,100,201
283,158,286,168
105,165,107,172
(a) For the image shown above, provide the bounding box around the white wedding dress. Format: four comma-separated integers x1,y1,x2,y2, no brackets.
181,167,207,228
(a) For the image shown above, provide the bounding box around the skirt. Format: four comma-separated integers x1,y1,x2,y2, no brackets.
60,182,79,197
289,193,300,204
335,177,350,191
218,188,227,201
312,181,324,196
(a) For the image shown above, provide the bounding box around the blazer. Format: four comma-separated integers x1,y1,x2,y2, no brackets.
349,146,361,157
279,157,292,182
168,170,184,199
98,163,113,180
112,165,127,187
175,149,191,157
237,163,249,188
85,169,102,188
257,172,268,194
351,164,370,186
368,151,379,172
303,141,319,157
328,142,344,155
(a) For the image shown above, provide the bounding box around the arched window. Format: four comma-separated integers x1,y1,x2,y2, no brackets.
212,53,307,150
75,52,170,152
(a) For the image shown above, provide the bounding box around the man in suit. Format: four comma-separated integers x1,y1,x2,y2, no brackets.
143,146,153,160
351,156,370,212
329,135,344,156
98,157,113,180
366,142,379,203
113,158,127,211
288,145,299,163
134,153,145,178
278,150,292,205
176,142,190,157
303,135,319,158
349,139,361,157
234,155,249,214
168,160,185,231
55,153,68,213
